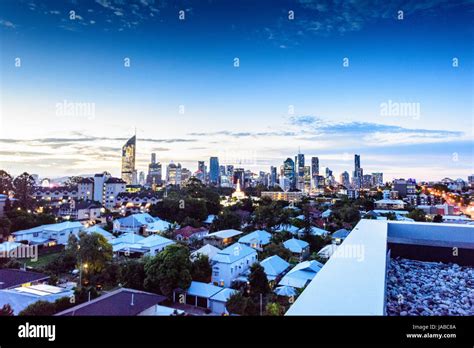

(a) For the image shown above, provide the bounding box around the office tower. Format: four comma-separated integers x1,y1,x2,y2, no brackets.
121,135,136,185
226,165,234,177
340,171,350,188
147,153,162,186
283,158,295,190
209,157,220,185
295,153,305,190
311,157,319,177
352,154,363,189
362,174,373,189
167,163,182,186
372,172,384,187
270,166,277,187
196,161,206,183
304,166,311,192
233,168,245,187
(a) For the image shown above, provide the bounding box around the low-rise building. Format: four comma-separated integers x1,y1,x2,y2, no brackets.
283,238,310,260
238,230,271,251
12,221,84,246
204,229,243,248
211,242,258,287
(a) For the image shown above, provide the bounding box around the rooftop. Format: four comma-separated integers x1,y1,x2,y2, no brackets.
206,229,242,240
211,242,256,264
56,288,166,316
0,269,50,289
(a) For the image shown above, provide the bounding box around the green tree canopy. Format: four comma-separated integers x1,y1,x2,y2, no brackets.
248,263,270,297
190,254,211,283
144,244,192,297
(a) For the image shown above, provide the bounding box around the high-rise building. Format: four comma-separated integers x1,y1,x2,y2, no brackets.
209,157,220,185
283,158,295,190
362,174,373,189
340,171,350,188
270,166,277,187
311,157,319,177
304,166,311,193
195,161,206,183
233,168,245,187
166,163,182,186
295,153,305,190
121,135,136,185
352,154,363,189
372,172,384,187
147,153,162,186
226,165,234,177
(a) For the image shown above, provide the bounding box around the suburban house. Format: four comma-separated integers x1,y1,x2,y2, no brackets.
211,242,258,287
175,281,237,314
332,229,351,245
204,229,243,248
58,200,102,221
12,221,84,246
283,238,310,260
113,213,158,234
274,224,300,235
374,199,407,210
278,260,324,289
77,225,115,241
110,233,174,257
56,288,167,316
0,269,50,289
238,230,271,251
0,283,74,315
174,226,209,242
260,255,290,286
190,244,221,261
145,218,174,235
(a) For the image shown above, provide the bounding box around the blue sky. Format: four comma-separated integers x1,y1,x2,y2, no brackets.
0,0,473,181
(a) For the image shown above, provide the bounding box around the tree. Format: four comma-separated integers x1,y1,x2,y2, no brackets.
78,233,113,275
433,214,443,223
210,210,241,232
144,244,192,297
13,172,35,209
18,301,56,316
0,217,12,241
0,303,14,316
407,209,426,222
0,170,13,195
260,243,292,261
226,292,259,316
191,254,211,282
248,263,270,297
265,302,285,316
119,259,146,290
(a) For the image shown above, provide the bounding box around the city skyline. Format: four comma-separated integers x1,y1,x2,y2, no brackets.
0,0,473,180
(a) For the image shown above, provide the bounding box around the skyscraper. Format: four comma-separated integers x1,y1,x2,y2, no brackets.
352,154,363,189
166,162,182,186
340,171,350,188
147,153,162,186
270,166,277,187
209,157,220,185
283,158,295,190
311,157,319,177
121,135,136,185
295,153,305,190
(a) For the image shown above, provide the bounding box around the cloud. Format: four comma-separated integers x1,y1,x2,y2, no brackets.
0,19,16,28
